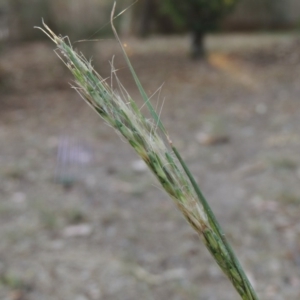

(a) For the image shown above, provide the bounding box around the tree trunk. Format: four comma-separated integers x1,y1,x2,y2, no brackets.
138,0,155,37
191,31,206,59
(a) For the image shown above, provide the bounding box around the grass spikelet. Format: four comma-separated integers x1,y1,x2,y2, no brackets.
35,17,260,300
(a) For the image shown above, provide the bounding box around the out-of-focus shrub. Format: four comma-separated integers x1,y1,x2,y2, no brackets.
159,0,240,58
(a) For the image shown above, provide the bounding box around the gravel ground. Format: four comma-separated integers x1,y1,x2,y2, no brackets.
0,33,300,300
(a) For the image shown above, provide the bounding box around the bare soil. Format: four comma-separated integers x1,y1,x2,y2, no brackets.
1,33,300,300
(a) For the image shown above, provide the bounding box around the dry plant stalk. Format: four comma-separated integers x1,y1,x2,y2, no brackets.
36,12,260,300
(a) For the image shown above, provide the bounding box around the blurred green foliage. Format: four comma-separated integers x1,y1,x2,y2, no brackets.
158,0,239,58
159,0,239,32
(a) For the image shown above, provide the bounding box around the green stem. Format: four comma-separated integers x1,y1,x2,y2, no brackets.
172,146,259,300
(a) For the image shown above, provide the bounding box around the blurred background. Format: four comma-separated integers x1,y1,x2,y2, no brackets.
1,0,300,299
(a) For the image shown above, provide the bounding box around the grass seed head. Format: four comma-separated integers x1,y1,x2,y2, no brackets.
38,24,209,234
37,21,260,300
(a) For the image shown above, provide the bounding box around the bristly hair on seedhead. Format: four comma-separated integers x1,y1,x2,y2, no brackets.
35,5,260,299
35,18,209,230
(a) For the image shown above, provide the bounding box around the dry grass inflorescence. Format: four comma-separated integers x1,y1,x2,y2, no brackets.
35,9,260,299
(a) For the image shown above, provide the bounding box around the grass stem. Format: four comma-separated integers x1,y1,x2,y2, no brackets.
35,15,260,300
